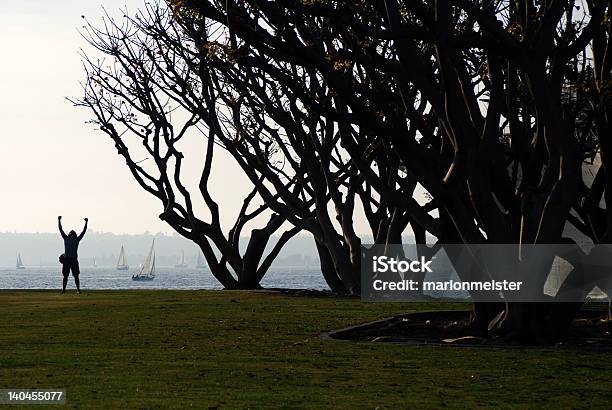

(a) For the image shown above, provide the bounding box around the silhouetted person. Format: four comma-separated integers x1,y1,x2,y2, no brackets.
58,216,88,294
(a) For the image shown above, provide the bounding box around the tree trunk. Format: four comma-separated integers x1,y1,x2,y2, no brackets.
315,238,350,294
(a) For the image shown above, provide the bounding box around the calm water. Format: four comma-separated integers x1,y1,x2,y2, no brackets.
0,266,464,297
0,266,328,290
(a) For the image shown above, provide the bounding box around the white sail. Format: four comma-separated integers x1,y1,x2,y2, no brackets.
196,251,206,268
117,246,129,270
134,240,155,279
175,249,187,268
16,253,25,269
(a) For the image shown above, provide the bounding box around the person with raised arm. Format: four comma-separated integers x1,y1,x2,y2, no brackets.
58,216,88,294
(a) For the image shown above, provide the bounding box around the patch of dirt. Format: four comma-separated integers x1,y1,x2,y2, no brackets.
325,310,612,350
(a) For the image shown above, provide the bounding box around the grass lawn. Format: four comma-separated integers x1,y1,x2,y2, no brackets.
1,290,611,409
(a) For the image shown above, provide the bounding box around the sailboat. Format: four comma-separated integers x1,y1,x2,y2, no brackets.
132,240,155,281
116,246,129,270
196,252,206,269
175,249,188,268
92,257,97,268
16,253,25,270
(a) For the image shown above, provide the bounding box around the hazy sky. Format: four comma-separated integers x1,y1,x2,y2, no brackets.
0,1,377,237
0,1,255,235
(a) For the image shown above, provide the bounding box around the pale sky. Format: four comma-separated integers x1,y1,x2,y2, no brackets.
0,1,258,235
0,1,379,237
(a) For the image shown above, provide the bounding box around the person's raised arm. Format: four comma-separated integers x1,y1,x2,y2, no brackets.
58,216,67,239
78,218,89,240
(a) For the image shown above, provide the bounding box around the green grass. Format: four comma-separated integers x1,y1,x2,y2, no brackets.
1,290,611,409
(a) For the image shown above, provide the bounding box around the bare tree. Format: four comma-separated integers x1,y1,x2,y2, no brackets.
74,0,610,341
174,0,610,342
170,2,442,295
72,5,299,289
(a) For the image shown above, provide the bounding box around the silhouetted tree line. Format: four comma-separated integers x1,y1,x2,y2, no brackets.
73,0,611,343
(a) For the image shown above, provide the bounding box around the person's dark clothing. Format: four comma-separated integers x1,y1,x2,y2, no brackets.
59,220,87,258
63,237,81,258
62,257,80,277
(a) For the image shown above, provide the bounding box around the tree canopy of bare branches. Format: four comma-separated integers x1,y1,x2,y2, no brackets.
75,0,611,342
72,5,300,289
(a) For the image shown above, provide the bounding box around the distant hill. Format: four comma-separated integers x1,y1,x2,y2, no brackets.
0,231,320,268
0,230,437,268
